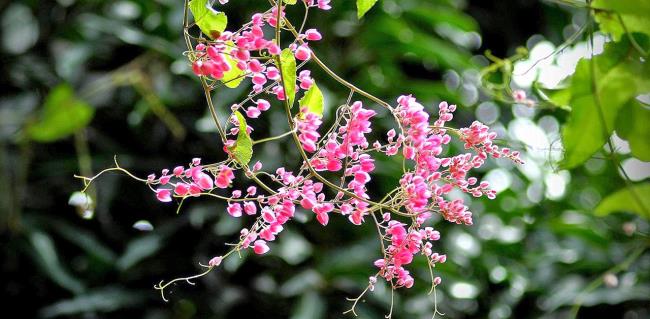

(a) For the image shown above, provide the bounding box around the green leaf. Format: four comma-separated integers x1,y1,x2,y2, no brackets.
290,291,325,319
405,5,479,32
40,287,144,318
230,111,253,166
616,101,650,161
279,48,297,107
561,36,650,168
29,231,85,294
357,0,379,19
593,0,650,41
28,84,94,142
284,0,297,4
595,183,650,218
116,235,162,270
189,0,227,39
533,84,572,111
298,83,324,116
222,44,245,88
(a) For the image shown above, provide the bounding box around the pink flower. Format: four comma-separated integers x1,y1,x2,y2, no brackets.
298,70,314,90
215,165,234,188
297,111,322,152
253,240,270,254
256,99,271,111
295,44,311,61
195,172,214,190
174,183,190,196
156,189,172,202
317,0,331,10
243,201,257,215
246,107,261,118
227,203,242,217
304,29,322,41
209,256,223,267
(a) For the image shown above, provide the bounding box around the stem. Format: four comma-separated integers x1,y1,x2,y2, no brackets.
253,129,296,145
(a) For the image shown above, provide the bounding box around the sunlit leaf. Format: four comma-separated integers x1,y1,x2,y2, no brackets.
221,41,246,88
279,48,297,107
593,0,650,41
28,84,94,142
284,0,297,4
616,101,650,161
595,183,650,218
405,5,479,32
298,83,324,116
357,0,379,19
561,36,650,168
229,111,253,166
189,0,227,39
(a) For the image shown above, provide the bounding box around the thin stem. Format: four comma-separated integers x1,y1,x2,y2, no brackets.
253,129,296,145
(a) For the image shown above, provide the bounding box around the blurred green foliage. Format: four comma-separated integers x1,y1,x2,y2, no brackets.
1,0,649,319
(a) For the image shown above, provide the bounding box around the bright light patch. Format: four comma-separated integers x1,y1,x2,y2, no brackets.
545,170,570,200
509,118,550,161
621,158,650,181
450,282,479,299
484,168,512,193
513,35,606,89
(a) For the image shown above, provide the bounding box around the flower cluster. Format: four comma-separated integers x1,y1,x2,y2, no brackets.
80,0,523,313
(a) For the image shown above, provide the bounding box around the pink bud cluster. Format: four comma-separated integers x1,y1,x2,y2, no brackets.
110,0,525,304
373,221,444,289
190,5,325,96
147,158,234,202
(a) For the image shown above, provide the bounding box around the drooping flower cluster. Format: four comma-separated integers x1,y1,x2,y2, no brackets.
80,0,523,311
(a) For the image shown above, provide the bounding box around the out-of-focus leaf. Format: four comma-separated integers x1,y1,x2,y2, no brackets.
284,0,297,4
298,82,324,116
279,270,323,297
116,235,162,270
318,240,377,276
580,284,650,306
368,17,474,70
561,36,650,168
29,231,85,294
189,0,227,39
229,111,253,166
616,101,650,161
357,0,378,19
1,3,39,55
533,83,572,110
290,291,325,319
28,84,94,142
405,5,479,32
49,220,117,265
40,287,144,318
279,48,297,107
276,229,313,265
593,0,650,41
77,14,177,57
595,183,650,218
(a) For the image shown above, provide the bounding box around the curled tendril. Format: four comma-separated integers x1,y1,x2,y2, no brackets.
154,265,214,302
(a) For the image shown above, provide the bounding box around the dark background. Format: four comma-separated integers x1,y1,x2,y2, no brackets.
1,0,648,318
